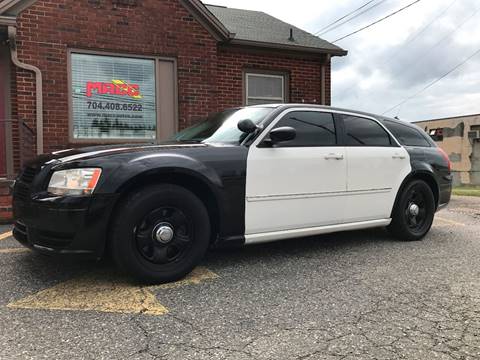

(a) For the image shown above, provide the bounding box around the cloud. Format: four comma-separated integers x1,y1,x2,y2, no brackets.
331,0,480,120
206,0,480,121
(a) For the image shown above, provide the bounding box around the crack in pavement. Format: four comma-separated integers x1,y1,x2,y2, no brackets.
135,283,480,359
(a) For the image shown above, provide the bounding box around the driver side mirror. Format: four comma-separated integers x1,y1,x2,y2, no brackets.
238,119,259,134
269,126,296,144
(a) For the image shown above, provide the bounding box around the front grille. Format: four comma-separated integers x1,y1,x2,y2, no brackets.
13,221,28,245
19,166,39,185
14,183,31,201
36,230,74,249
14,221,27,235
14,166,41,201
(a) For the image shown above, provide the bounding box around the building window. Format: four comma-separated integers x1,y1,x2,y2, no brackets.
429,128,444,142
71,53,157,140
245,72,286,105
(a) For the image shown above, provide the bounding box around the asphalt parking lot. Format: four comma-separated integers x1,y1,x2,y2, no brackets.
0,196,479,360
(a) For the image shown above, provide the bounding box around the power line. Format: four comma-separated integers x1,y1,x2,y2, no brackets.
333,0,422,43
340,0,459,99
403,5,480,65
315,0,377,35
378,4,480,90
397,0,458,51
382,46,480,115
318,0,389,36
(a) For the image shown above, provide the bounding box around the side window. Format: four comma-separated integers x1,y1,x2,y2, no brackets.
270,111,336,147
383,120,431,147
343,115,392,147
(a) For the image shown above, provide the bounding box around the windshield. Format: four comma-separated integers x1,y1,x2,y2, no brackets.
173,107,274,145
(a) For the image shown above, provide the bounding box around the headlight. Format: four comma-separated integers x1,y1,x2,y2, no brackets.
48,168,102,196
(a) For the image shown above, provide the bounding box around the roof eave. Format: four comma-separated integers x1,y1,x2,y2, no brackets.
0,15,15,25
228,38,348,57
413,113,480,123
0,0,35,17
180,0,232,41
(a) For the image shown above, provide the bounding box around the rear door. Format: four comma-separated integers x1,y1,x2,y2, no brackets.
340,114,411,222
245,109,347,235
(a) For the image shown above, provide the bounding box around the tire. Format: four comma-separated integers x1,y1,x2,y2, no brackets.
110,184,210,284
388,180,435,241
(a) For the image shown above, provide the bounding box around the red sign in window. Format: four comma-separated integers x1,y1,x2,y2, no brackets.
86,80,142,99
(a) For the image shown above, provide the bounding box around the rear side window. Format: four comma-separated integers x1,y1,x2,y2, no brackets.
343,115,392,147
384,120,431,147
272,111,337,147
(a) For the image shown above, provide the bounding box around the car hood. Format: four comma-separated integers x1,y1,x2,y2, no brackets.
30,141,211,166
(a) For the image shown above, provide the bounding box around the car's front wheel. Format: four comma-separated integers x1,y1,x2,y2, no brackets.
110,184,210,283
388,180,436,241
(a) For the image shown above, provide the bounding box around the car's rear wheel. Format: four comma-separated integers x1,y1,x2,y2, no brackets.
388,180,435,241
110,184,210,283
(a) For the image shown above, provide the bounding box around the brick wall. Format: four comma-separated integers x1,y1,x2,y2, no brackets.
215,47,329,111
325,61,331,105
15,0,219,153
0,181,13,223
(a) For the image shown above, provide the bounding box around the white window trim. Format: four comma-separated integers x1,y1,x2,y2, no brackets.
245,73,286,105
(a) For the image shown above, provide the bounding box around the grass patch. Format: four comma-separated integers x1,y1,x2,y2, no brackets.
453,186,480,197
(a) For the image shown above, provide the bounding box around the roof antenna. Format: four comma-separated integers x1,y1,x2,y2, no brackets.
289,28,295,42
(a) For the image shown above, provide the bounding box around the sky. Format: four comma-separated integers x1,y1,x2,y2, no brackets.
205,0,480,122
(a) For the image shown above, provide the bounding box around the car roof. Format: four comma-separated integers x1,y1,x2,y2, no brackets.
247,103,421,130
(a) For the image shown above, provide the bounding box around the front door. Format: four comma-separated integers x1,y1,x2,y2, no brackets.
341,114,411,222
245,110,347,236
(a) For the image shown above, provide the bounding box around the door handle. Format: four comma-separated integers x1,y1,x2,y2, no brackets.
325,153,344,160
392,153,406,159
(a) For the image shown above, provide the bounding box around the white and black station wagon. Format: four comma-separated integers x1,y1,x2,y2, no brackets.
13,105,452,283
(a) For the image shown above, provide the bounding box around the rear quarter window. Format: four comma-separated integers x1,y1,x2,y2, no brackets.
384,120,432,147
343,115,393,147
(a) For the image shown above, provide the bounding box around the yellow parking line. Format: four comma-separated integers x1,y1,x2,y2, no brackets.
7,267,218,316
0,231,12,241
8,275,169,316
0,248,29,254
153,267,219,290
435,217,466,227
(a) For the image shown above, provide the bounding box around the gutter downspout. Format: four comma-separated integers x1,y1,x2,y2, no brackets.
7,25,43,154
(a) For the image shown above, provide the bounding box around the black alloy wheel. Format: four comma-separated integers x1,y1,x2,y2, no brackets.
111,184,210,283
404,187,428,232
388,180,435,241
135,207,193,265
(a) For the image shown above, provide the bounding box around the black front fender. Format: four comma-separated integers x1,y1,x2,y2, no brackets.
95,151,246,245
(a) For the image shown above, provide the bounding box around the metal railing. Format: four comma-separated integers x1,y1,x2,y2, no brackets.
0,119,36,180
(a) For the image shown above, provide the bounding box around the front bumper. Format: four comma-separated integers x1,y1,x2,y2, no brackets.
13,193,119,259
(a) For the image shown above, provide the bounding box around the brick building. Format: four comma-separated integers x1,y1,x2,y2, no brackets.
0,0,346,221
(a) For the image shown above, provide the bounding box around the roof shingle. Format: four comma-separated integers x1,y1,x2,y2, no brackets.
206,4,346,56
